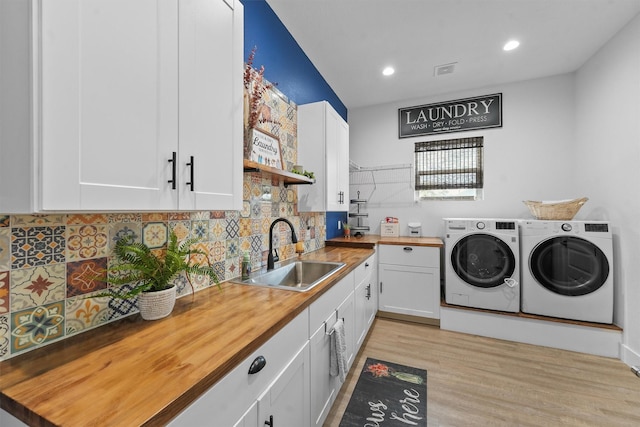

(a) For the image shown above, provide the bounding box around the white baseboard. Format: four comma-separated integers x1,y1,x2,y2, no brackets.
441,306,621,358
621,343,640,367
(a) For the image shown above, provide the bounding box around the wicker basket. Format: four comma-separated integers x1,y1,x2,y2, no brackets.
523,197,588,220
137,286,176,320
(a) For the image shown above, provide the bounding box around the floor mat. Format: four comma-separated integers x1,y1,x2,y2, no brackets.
339,357,427,426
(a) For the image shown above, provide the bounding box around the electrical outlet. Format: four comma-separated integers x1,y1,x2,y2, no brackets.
338,220,342,230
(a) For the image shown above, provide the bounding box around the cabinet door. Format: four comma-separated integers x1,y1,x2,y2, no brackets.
379,264,440,319
354,256,375,349
337,291,356,369
178,0,242,211
232,401,257,427
365,278,378,329
297,101,349,212
355,277,376,349
258,342,310,427
366,254,378,330
40,0,178,210
309,313,338,427
325,105,349,212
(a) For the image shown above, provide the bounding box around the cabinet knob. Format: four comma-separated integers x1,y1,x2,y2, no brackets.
403,247,413,252
248,355,266,374
365,262,369,268
265,415,274,426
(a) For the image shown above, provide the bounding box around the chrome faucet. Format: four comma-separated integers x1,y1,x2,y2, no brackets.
268,218,298,270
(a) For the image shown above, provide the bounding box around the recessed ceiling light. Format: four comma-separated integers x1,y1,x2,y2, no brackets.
503,40,520,51
382,66,395,76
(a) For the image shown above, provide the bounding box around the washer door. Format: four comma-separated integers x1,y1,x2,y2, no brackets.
451,234,516,288
530,236,609,296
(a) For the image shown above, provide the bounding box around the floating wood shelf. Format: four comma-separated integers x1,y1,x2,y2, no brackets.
243,159,315,187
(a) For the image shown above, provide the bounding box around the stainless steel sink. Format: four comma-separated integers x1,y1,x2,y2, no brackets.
236,260,346,292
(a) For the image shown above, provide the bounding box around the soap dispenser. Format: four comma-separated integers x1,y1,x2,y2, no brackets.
241,252,251,280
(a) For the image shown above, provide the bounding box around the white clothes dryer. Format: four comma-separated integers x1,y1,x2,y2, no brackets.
520,220,613,324
444,218,520,312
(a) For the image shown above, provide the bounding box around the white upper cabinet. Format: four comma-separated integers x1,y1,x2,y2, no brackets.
178,0,242,211
0,0,242,212
297,101,349,212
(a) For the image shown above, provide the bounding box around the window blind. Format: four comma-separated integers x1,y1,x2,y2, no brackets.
414,137,484,190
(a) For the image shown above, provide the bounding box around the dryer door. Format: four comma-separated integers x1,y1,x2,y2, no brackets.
530,236,610,296
451,234,516,288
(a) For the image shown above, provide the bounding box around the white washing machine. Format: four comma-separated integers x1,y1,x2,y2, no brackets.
520,220,613,323
444,218,520,312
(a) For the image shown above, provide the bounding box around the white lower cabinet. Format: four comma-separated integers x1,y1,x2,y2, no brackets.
378,244,441,319
0,409,27,427
233,402,257,427
257,342,310,427
337,290,356,370
309,313,339,427
171,257,378,427
169,309,309,426
354,253,377,348
309,272,355,427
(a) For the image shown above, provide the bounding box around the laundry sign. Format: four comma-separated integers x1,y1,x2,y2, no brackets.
398,93,502,138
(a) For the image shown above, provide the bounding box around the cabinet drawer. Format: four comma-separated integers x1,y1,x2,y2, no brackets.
309,272,354,331
353,254,375,285
379,244,439,268
170,309,309,426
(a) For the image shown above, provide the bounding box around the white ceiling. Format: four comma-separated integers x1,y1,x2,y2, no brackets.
266,0,640,110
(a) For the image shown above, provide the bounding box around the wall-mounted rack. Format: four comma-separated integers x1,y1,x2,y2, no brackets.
349,190,370,235
349,162,414,205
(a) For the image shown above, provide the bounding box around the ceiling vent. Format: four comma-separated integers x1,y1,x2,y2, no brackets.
434,62,456,76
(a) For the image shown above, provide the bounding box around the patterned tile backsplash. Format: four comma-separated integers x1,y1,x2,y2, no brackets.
0,178,325,360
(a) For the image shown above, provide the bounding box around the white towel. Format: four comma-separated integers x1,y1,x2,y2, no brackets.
329,318,348,382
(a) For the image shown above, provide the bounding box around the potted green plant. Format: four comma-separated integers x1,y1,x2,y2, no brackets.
342,221,351,238
96,231,218,320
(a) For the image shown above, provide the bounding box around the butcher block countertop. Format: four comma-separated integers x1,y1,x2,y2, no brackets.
0,246,374,427
326,234,443,248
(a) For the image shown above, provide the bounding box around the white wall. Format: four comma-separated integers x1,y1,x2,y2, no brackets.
574,14,640,362
349,14,640,362
349,73,577,238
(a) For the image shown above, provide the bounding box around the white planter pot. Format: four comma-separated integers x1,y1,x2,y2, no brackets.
138,286,177,320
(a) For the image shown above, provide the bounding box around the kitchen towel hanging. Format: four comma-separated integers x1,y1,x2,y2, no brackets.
330,318,348,382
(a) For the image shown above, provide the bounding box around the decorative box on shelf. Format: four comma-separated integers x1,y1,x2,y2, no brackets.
380,221,399,237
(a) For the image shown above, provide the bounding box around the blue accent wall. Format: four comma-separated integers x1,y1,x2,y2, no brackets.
241,0,348,121
326,211,349,239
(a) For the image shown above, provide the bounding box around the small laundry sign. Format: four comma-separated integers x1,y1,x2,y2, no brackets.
398,93,502,137
248,128,283,169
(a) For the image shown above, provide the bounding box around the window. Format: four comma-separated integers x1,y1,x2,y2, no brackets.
414,137,484,200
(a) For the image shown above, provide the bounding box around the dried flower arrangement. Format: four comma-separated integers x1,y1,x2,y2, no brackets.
243,46,281,131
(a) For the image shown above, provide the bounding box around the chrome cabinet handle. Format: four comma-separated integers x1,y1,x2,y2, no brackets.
366,284,371,300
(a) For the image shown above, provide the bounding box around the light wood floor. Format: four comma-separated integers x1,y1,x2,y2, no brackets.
324,317,640,426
